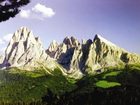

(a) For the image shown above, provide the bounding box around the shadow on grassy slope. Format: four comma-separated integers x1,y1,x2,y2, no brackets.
0,67,76,105
0,64,140,105
55,64,140,105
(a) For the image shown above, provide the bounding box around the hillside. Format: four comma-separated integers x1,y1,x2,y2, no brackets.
0,27,140,105
0,64,140,105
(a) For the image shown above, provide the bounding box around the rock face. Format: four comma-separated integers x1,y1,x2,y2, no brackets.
3,27,49,68
0,55,4,64
46,40,59,58
46,35,140,75
1,26,140,77
85,35,127,73
46,37,83,77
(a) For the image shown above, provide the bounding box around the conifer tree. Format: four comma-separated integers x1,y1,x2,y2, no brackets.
0,0,30,22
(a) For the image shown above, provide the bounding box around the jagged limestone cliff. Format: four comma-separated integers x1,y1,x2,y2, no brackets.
1,27,65,74
1,26,140,78
47,35,140,76
85,35,140,73
46,37,83,77
3,27,49,67
0,55,4,64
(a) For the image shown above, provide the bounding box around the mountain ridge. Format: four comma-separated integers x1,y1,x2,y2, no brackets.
0,27,140,78
3,27,49,67
46,34,140,76
0,27,140,105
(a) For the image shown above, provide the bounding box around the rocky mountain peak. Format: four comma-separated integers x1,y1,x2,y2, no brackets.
94,34,117,47
1,26,140,78
48,40,59,52
47,35,140,77
46,40,59,58
12,27,34,42
3,27,49,68
63,36,80,48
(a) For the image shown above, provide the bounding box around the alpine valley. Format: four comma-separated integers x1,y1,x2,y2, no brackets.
0,27,140,105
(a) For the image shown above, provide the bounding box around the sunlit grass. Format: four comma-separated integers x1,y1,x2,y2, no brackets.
0,67,76,104
95,80,121,88
0,63,140,104
103,71,121,79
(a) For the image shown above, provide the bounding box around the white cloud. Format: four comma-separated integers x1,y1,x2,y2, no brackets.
0,39,4,45
32,3,55,18
0,33,13,45
19,10,31,18
0,47,6,53
19,3,55,20
3,33,13,42
0,33,13,53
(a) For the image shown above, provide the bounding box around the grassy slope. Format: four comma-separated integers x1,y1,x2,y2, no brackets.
56,64,140,105
0,67,76,104
0,64,140,104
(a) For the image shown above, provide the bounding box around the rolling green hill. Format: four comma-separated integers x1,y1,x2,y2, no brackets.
0,67,76,105
0,64,140,105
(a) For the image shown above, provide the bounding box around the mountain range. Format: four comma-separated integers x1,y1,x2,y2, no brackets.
0,27,140,78
0,27,140,105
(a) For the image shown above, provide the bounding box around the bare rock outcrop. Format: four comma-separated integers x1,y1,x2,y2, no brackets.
2,26,139,77
46,36,83,77
3,27,49,68
46,40,59,58
0,55,4,64
47,35,140,76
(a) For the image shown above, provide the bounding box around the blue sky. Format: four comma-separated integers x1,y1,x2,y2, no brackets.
0,0,140,54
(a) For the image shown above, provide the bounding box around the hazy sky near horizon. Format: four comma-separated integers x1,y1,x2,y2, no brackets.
0,0,140,54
